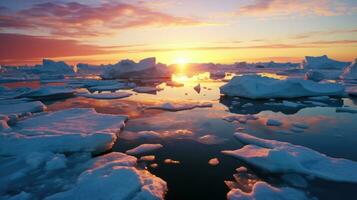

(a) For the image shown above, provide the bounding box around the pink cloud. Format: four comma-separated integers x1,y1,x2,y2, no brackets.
237,0,355,17
0,2,203,37
0,33,115,65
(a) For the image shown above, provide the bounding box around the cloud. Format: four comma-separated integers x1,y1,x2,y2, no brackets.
291,28,357,39
236,0,356,17
0,33,116,64
0,2,203,38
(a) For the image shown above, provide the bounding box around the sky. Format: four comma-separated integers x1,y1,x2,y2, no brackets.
0,0,356,65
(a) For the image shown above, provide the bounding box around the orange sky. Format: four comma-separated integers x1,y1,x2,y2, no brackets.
0,0,356,65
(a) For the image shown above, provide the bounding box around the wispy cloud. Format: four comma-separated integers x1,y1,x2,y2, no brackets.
291,28,357,39
0,2,204,38
236,0,356,17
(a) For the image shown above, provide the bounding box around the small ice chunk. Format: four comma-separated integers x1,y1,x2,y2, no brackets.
208,158,220,166
140,155,156,161
235,166,247,173
126,144,163,155
45,154,67,171
194,84,201,93
133,86,163,93
164,159,180,164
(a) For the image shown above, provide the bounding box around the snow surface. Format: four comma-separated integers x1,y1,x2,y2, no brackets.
0,108,127,156
222,132,357,183
79,92,132,99
126,144,163,155
146,102,212,111
220,75,345,99
227,181,308,200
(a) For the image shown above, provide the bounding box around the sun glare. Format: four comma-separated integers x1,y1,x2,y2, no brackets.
175,57,188,72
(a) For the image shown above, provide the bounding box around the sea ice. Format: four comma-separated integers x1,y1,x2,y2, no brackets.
25,86,75,100
0,108,127,156
79,92,132,99
227,181,308,200
126,144,163,155
0,101,46,116
146,102,212,111
220,75,345,99
133,86,163,93
208,158,220,166
222,132,357,183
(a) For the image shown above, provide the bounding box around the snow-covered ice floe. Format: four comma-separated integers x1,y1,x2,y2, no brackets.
222,132,357,183
24,86,75,100
126,144,163,155
79,92,132,99
133,86,163,94
146,102,212,111
45,152,167,200
0,101,46,116
227,181,308,200
1,152,167,200
0,108,127,156
220,75,345,99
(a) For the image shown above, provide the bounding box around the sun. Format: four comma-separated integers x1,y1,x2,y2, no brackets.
175,57,188,72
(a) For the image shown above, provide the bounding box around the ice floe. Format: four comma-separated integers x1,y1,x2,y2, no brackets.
133,86,163,94
87,82,136,93
44,152,167,200
0,108,127,156
222,132,357,183
227,181,308,200
146,102,212,111
220,75,345,99
25,86,75,100
164,159,180,164
126,144,163,155
0,101,46,116
0,86,32,99
79,92,132,99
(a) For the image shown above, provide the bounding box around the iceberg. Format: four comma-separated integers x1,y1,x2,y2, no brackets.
35,59,75,75
0,108,127,156
220,75,345,99
222,132,357,183
340,58,357,80
101,57,172,79
301,55,350,70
